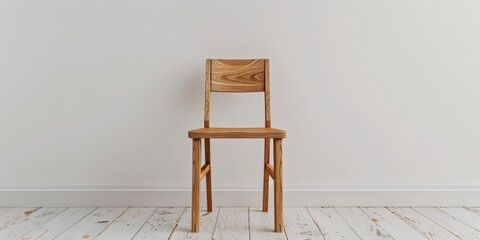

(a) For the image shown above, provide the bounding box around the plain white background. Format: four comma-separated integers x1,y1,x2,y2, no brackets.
1,0,480,205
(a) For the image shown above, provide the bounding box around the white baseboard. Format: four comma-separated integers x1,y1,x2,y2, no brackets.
1,186,479,207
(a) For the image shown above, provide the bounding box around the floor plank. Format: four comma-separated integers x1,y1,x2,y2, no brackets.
362,207,427,240
249,208,287,240
55,207,128,240
169,207,219,240
335,207,393,240
467,208,480,214
212,207,250,240
21,208,96,240
0,207,477,239
415,207,480,240
0,208,65,239
438,207,480,232
388,207,462,240
0,208,41,231
284,207,324,240
307,207,361,240
132,207,185,240
0,208,12,216
96,207,156,240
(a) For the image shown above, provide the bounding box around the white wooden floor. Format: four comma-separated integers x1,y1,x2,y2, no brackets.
0,207,479,240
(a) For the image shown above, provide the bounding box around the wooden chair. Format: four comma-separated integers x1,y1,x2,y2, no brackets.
188,59,286,232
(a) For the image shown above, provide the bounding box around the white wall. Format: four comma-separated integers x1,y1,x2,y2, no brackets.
1,0,480,206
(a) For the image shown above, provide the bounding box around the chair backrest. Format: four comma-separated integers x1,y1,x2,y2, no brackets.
204,59,271,128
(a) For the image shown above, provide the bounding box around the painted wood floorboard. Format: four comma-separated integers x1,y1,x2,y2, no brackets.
54,207,128,240
414,207,480,240
307,207,361,240
169,207,219,240
0,208,12,216
249,208,287,240
284,207,324,240
132,207,185,240
212,207,250,240
438,207,480,232
335,207,393,240
0,207,478,239
22,208,96,240
361,207,428,240
0,207,41,231
0,208,65,239
96,207,157,240
387,207,463,240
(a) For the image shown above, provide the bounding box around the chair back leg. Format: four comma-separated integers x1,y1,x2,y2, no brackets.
205,139,213,212
263,138,270,212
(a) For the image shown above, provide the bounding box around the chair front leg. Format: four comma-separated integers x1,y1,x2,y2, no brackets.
274,138,283,232
192,138,201,232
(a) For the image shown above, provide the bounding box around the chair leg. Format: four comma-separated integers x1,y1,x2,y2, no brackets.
205,139,213,212
262,138,270,212
274,138,283,232
191,138,201,232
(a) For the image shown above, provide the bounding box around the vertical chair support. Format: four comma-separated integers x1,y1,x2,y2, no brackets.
263,59,272,213
205,139,213,212
191,138,201,232
204,59,213,214
262,138,270,212
274,138,283,232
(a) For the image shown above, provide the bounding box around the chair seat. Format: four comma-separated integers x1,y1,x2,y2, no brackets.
188,127,286,139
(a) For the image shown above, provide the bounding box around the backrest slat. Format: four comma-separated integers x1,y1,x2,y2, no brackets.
204,59,271,128
211,59,265,92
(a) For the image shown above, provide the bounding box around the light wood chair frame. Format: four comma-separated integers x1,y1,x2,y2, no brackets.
188,59,285,233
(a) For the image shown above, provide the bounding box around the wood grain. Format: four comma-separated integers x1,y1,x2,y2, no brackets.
205,139,213,212
200,163,211,180
263,138,271,212
211,59,265,92
335,207,393,240
169,207,219,240
96,208,156,240
0,207,40,231
265,163,275,180
388,207,462,240
213,207,250,240
191,139,201,232
0,208,65,239
204,59,211,126
132,208,185,240
262,60,271,213
361,207,427,240
0,207,478,239
438,207,480,232
250,207,287,240
264,58,271,126
22,208,96,240
308,207,361,240
274,138,283,232
283,208,324,240
55,208,128,239
415,207,480,240
189,127,286,139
